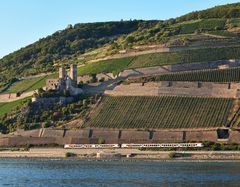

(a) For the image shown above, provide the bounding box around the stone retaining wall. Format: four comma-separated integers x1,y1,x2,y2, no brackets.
105,82,240,98
1,128,239,146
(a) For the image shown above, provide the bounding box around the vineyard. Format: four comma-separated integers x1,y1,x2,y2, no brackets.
176,19,227,34
86,96,233,129
141,67,240,82
128,46,240,69
77,57,134,76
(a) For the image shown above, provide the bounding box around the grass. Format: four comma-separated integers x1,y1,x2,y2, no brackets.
5,74,58,94
78,57,134,76
0,97,31,117
86,96,232,129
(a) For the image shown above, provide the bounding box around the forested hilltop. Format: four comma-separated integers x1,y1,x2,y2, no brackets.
0,20,157,83
1,3,240,85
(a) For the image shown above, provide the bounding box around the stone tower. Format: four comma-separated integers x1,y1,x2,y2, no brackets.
69,64,77,86
59,67,67,79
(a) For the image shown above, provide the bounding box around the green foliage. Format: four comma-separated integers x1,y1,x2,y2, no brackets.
0,20,148,83
4,73,57,94
177,19,226,34
41,122,50,128
143,67,240,82
168,152,176,159
86,96,232,129
177,3,240,22
65,152,76,157
78,57,134,76
98,137,105,144
0,97,31,117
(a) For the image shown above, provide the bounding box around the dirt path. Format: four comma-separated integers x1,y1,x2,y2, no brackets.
1,148,240,160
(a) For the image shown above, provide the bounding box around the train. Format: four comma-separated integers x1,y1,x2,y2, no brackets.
64,143,204,149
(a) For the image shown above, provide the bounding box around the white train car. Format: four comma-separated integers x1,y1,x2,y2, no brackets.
64,144,120,149
64,143,203,149
121,143,204,148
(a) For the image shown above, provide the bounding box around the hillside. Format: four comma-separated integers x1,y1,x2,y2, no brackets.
0,20,156,83
2,3,240,134
1,3,240,87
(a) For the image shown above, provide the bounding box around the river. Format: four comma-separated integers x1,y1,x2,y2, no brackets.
0,159,239,186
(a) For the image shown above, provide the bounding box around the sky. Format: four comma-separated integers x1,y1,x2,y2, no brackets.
0,0,239,58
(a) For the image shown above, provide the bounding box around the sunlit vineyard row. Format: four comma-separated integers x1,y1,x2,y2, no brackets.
143,67,240,82
86,96,232,129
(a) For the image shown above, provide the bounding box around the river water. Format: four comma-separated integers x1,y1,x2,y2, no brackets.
0,159,239,186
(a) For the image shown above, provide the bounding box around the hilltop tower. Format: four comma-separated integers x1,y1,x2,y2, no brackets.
69,64,77,86
59,67,67,79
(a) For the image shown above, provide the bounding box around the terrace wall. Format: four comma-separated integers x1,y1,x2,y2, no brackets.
228,130,240,143
185,131,218,142
119,60,240,78
0,128,238,146
152,131,183,142
105,81,240,98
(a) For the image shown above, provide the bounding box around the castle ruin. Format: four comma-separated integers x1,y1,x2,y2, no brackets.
46,64,82,95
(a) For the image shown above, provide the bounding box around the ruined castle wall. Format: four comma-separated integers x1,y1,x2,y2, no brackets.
77,75,92,83
46,79,59,90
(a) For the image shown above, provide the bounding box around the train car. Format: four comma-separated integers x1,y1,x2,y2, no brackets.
121,143,204,148
64,143,203,149
64,144,120,149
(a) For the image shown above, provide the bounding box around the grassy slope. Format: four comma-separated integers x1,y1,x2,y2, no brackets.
77,57,134,76
86,96,232,129
0,97,30,117
5,74,58,94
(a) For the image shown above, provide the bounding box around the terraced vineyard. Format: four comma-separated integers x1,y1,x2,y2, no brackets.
86,96,232,129
142,67,240,82
128,46,240,69
78,57,134,76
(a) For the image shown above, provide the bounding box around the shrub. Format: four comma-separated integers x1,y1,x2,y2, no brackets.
98,137,105,144
65,152,76,158
41,122,50,128
169,152,176,159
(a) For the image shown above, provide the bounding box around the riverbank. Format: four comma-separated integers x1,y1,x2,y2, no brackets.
1,148,240,161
